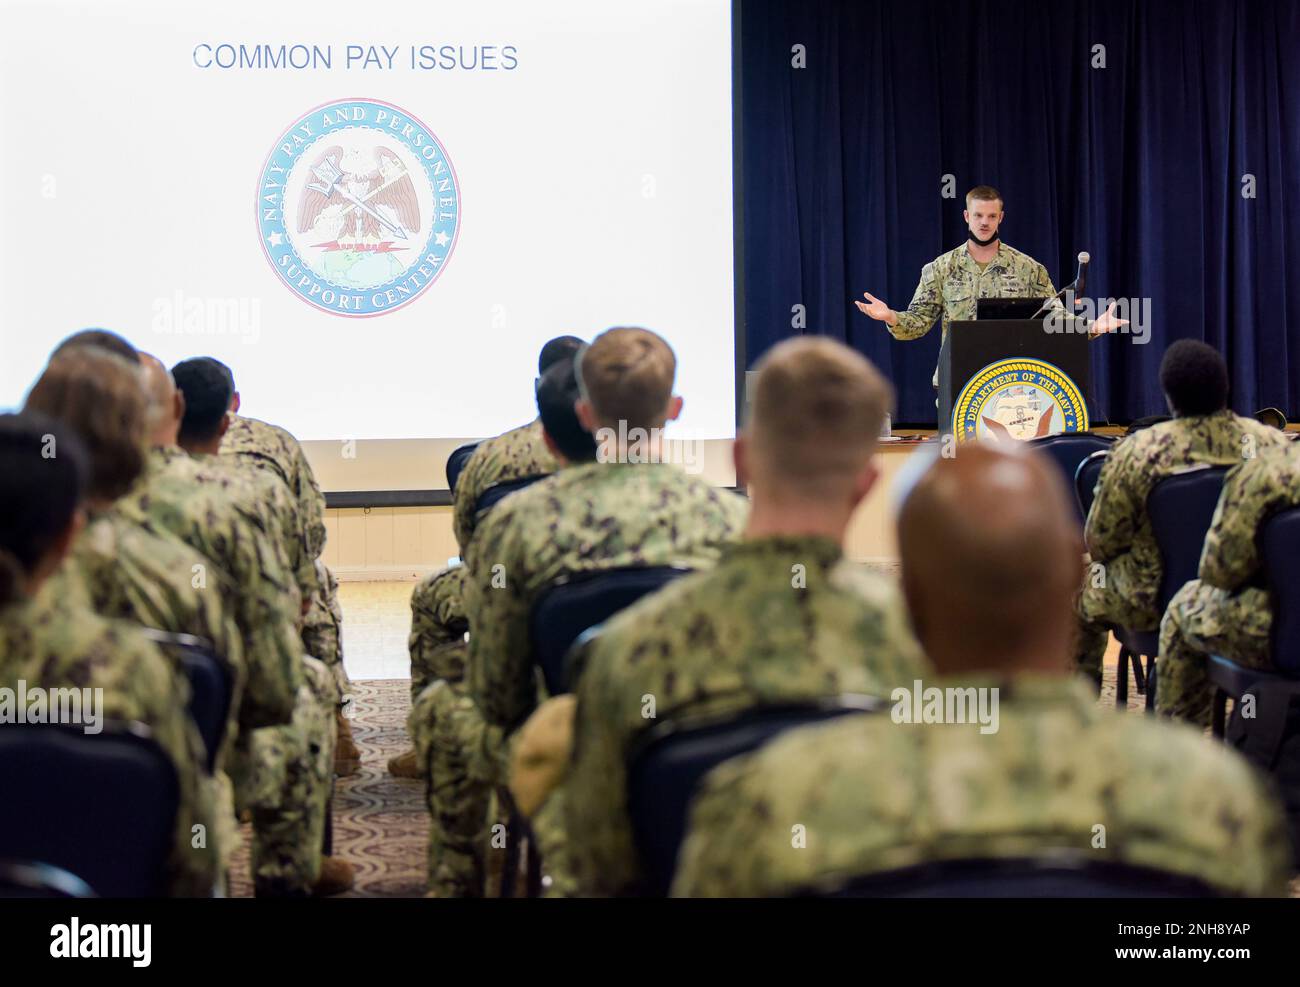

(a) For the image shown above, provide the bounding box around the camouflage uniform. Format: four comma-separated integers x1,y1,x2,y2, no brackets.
0,596,220,896
886,242,1077,386
424,461,748,895
565,535,928,896
220,414,348,695
1074,411,1284,682
41,507,245,869
408,419,557,704
672,675,1292,897
1158,444,1300,725
117,445,335,896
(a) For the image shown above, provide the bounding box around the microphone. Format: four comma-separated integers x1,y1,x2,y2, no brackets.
1075,251,1090,298
1031,250,1091,320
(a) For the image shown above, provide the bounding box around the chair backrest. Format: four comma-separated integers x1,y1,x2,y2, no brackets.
0,723,180,896
1075,449,1109,521
1029,433,1114,526
626,697,885,897
141,629,233,773
474,474,548,516
0,859,96,898
1147,466,1229,609
1260,507,1300,675
798,856,1223,898
529,565,691,695
445,442,480,495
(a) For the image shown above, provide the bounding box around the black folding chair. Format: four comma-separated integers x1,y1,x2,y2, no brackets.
626,696,885,897
141,629,233,773
1113,465,1228,709
1075,449,1109,521
1030,433,1114,527
499,565,692,897
0,722,181,897
474,474,548,516
529,565,692,695
445,442,480,495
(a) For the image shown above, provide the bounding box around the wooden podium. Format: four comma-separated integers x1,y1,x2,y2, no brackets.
937,318,1092,439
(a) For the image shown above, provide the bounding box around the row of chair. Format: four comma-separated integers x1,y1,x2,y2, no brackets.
0,632,241,897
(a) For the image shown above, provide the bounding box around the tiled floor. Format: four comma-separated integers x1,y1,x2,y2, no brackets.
339,579,420,680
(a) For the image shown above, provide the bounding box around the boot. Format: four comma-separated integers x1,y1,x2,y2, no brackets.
312,856,356,896
335,708,361,777
387,748,422,779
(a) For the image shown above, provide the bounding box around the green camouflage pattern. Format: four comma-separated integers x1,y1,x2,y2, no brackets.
886,242,1075,385
193,452,319,603
465,461,750,732
565,535,929,896
672,675,1292,897
235,655,337,896
117,445,303,730
221,413,327,559
219,415,346,691
422,462,747,896
1074,411,1284,679
408,564,467,705
0,596,220,896
1156,444,1300,724
302,559,349,696
452,419,557,554
416,678,504,896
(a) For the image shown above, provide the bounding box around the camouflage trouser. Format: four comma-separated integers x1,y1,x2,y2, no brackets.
528,786,577,898
414,678,504,896
408,565,468,704
1157,580,1273,727
303,560,350,698
1074,562,1158,686
230,656,338,896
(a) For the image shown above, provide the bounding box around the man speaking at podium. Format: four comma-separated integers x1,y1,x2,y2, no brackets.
854,185,1126,387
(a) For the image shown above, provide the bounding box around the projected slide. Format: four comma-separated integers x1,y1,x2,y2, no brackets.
0,0,737,441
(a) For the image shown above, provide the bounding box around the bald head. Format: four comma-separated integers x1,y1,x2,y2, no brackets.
138,353,184,446
898,442,1083,676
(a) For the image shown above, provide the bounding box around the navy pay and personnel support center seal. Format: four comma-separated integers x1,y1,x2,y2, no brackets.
953,358,1088,441
257,98,460,317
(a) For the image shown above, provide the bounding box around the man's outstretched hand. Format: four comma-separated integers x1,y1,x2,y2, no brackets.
1089,300,1130,337
854,292,897,326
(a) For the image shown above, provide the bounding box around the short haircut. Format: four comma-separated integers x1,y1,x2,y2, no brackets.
536,354,597,463
23,348,145,502
538,335,585,375
51,328,139,363
747,336,893,497
0,411,89,606
172,358,235,443
576,327,676,431
193,355,235,393
1160,339,1229,416
966,185,1003,208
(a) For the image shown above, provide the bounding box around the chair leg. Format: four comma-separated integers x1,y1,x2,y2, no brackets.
1131,652,1147,694
1211,688,1227,739
1144,658,1157,713
1116,647,1130,707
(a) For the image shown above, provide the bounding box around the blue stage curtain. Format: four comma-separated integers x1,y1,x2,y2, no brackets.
740,0,1300,424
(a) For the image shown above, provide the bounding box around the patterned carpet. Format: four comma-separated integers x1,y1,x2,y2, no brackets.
228,679,426,898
